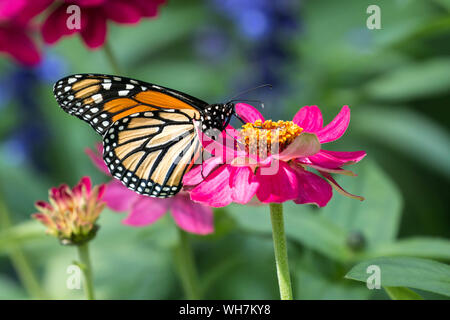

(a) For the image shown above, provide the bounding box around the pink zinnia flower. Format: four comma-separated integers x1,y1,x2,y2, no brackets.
41,0,166,49
33,176,106,245
0,0,51,65
86,143,214,235
183,104,366,207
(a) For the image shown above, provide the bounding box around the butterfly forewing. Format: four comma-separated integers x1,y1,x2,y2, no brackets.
53,74,206,135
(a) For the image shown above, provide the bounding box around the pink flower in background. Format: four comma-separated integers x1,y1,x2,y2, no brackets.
0,0,52,65
33,176,106,244
183,104,366,208
86,143,214,235
42,0,166,49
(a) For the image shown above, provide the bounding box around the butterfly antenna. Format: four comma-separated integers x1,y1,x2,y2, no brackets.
229,99,265,109
227,84,272,102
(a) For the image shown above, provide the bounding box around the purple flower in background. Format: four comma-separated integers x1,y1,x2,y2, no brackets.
208,0,300,111
0,53,67,168
213,0,272,40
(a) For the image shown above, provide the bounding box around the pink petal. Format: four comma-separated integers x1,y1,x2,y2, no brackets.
297,150,366,173
313,150,366,166
316,105,350,143
255,161,300,203
319,171,365,201
32,213,53,227
290,164,333,207
14,0,53,24
78,176,92,194
35,200,52,210
170,194,214,235
85,145,110,175
292,105,323,132
183,156,223,187
276,132,321,161
73,0,107,6
97,184,106,200
230,166,259,204
299,163,356,176
122,197,169,226
80,9,107,49
189,164,233,207
235,103,265,123
51,184,69,204
49,186,59,199
72,176,92,198
104,0,142,24
1,27,41,66
102,180,138,212
41,5,79,45
0,0,27,20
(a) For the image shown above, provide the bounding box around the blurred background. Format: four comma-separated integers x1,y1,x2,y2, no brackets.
0,0,449,299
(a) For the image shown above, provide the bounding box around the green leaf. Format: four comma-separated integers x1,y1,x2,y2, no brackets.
296,267,371,300
384,287,423,300
365,237,450,261
353,107,450,178
431,0,450,11
321,160,403,247
345,257,450,297
365,58,450,100
0,221,46,255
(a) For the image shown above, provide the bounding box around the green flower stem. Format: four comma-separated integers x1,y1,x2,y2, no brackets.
9,245,46,299
103,42,122,75
0,200,46,299
173,228,201,300
269,203,293,300
77,242,95,300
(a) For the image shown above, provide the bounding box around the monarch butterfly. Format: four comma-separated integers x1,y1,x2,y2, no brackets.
53,74,238,198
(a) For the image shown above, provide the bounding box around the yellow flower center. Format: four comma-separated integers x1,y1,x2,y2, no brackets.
240,119,303,155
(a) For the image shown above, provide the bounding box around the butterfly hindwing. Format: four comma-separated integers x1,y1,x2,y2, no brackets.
103,110,201,197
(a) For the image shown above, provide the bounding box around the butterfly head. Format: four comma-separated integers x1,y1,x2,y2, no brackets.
200,102,235,133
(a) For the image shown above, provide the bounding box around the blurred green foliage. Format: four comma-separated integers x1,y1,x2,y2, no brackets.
0,0,449,299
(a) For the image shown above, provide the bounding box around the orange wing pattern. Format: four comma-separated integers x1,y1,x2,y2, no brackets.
53,74,205,135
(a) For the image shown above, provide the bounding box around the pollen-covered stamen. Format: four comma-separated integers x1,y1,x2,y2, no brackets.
240,119,303,155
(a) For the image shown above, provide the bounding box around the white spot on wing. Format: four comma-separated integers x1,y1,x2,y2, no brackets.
92,94,103,103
